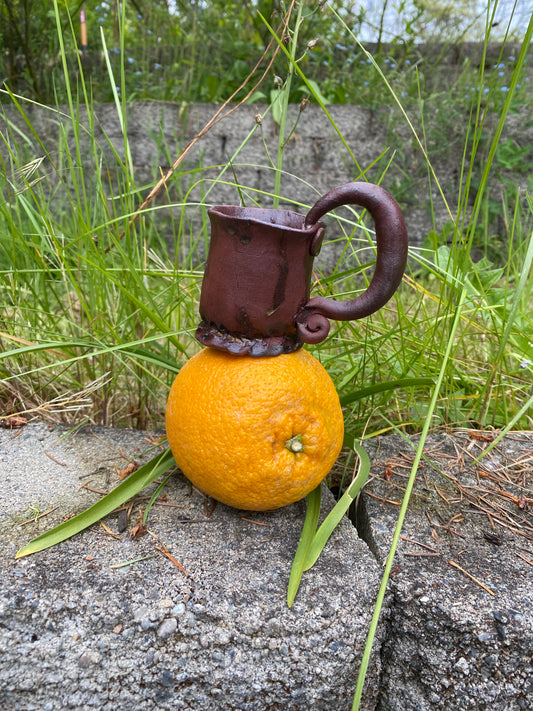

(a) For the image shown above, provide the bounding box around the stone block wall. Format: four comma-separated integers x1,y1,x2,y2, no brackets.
1,96,531,267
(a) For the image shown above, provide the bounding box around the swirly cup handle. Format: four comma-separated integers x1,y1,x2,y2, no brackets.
296,182,408,344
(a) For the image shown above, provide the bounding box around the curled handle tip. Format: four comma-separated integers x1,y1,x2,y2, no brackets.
297,182,408,344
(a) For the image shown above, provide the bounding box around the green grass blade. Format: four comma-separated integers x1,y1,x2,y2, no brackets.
0,341,88,361
99,27,134,179
352,287,467,710
15,447,175,558
287,484,321,607
302,439,370,571
339,377,435,407
143,471,174,525
118,345,181,373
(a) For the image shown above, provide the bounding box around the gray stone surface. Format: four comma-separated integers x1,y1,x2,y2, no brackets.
0,422,383,711
362,431,533,711
1,424,532,710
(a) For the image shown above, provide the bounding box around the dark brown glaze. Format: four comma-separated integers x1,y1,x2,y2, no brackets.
196,206,324,356
297,182,408,342
195,183,408,356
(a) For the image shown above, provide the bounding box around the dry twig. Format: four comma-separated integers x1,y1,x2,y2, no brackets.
105,1,296,253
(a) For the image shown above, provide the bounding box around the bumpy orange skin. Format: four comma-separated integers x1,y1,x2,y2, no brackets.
165,347,344,511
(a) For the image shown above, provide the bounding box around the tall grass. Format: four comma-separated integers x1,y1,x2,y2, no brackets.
2,1,533,708
1,1,531,434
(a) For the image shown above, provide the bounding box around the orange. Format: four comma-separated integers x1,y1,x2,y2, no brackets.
165,347,344,511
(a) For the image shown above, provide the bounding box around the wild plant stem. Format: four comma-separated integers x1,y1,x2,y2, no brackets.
465,9,533,257
351,287,467,710
273,1,303,209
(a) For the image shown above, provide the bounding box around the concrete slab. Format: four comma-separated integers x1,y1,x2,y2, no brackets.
361,431,533,711
1,423,531,710
0,422,384,711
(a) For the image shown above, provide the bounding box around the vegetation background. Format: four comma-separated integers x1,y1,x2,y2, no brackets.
0,0,531,437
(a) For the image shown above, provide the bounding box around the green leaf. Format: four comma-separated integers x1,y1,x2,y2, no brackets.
205,74,219,100
245,90,267,103
0,340,88,361
303,440,370,571
287,437,371,606
15,447,176,558
287,485,321,607
143,470,174,525
270,87,285,125
303,79,330,106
